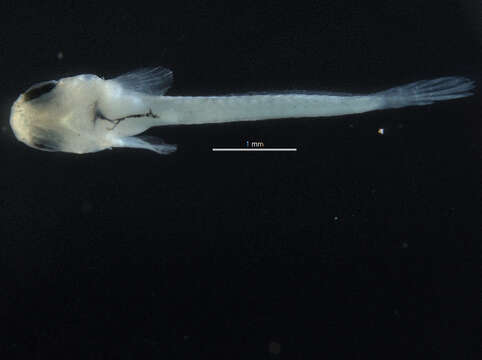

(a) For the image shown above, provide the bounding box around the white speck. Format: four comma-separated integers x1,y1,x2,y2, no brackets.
57,51,64,60
81,200,93,213
269,341,280,355
377,128,384,135
401,241,408,249
334,216,339,221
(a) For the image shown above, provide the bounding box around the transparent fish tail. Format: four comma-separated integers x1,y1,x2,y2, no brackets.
377,76,475,109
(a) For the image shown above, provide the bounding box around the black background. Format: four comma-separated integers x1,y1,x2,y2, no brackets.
0,0,481,358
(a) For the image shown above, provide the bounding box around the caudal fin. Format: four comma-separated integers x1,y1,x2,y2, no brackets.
377,76,475,109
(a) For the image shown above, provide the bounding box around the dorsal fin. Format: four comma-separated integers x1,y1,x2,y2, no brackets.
112,67,173,95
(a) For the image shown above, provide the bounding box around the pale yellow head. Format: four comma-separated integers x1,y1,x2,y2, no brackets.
9,74,111,154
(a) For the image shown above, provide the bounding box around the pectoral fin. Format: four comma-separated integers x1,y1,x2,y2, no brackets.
115,135,177,155
111,67,173,95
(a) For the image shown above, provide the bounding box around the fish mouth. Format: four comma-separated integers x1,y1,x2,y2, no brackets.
9,95,28,143
9,95,61,151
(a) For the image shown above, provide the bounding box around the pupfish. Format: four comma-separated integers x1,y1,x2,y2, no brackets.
9,67,475,155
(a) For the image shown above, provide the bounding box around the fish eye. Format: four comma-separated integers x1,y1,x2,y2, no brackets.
30,140,59,152
30,128,63,152
23,80,58,102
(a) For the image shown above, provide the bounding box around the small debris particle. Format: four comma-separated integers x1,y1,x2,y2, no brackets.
269,341,280,355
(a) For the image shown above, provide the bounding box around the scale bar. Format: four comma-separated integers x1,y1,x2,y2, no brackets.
212,148,297,152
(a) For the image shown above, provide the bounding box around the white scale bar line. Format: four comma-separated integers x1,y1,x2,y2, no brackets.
212,148,297,152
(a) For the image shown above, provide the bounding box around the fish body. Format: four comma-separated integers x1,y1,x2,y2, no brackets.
9,67,475,155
